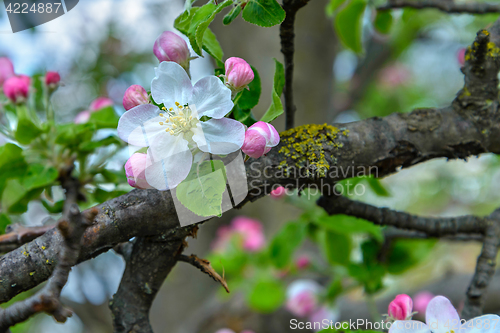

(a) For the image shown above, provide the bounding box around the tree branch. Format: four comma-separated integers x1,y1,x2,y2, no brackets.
0,172,97,332
0,224,54,254
317,194,491,237
109,227,191,333
280,0,311,130
462,213,500,319
178,254,230,293
378,0,500,14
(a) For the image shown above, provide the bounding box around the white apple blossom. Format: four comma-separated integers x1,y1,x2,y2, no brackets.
118,62,245,190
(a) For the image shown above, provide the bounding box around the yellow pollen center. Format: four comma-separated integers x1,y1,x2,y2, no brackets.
158,102,198,136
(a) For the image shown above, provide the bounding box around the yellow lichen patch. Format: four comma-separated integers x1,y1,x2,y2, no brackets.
487,42,500,58
29,272,35,276
278,123,344,178
41,246,46,250
22,250,29,257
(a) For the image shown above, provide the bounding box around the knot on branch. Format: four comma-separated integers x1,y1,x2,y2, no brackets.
454,29,500,109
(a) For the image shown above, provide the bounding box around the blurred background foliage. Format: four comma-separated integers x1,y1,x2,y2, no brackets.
1,0,500,332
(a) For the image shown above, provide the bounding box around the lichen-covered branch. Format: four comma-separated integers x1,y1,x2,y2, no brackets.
378,0,500,14
0,224,55,254
280,0,311,129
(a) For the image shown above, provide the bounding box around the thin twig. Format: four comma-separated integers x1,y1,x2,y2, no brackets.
280,0,311,129
0,224,55,254
179,254,230,293
378,0,500,14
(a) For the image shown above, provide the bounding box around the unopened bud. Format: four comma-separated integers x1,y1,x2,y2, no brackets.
3,76,29,103
45,71,61,88
125,153,153,190
241,121,280,159
224,57,254,96
90,97,113,111
123,85,149,111
388,294,413,321
153,31,191,71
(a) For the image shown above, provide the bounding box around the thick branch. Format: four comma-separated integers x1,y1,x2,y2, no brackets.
378,0,500,14
109,228,190,333
317,194,491,237
0,224,54,254
280,0,311,129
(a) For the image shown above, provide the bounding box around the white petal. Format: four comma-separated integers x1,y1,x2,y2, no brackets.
145,134,192,190
389,321,429,333
461,315,500,333
117,104,163,147
426,296,460,333
191,76,233,119
193,118,245,155
151,62,193,108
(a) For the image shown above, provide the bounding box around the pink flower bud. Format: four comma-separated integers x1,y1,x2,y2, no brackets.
241,121,280,159
413,291,434,314
296,255,310,269
90,97,113,111
125,153,153,190
3,76,29,103
45,71,61,87
388,294,413,321
0,57,14,86
214,330,236,333
224,57,254,93
270,186,286,198
123,85,149,111
457,48,466,66
75,111,90,124
153,31,191,70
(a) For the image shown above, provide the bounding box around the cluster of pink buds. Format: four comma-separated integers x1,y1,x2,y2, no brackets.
241,121,280,159
153,31,192,72
222,57,254,98
75,97,114,124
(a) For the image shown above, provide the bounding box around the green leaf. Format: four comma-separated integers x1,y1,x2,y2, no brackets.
193,1,232,57
223,4,241,25
93,188,129,203
232,106,257,126
260,59,285,122
174,8,198,33
88,106,119,129
55,123,96,148
374,10,393,34
348,262,385,294
320,230,351,266
15,110,42,145
326,0,347,16
41,199,65,214
0,144,28,195
79,135,122,152
325,278,343,301
242,0,286,27
235,66,261,110
269,221,307,268
202,28,225,66
367,177,390,197
387,239,436,275
99,169,127,184
247,278,285,313
176,160,227,217
23,164,58,190
334,0,367,54
314,214,383,241
0,213,12,234
1,179,27,213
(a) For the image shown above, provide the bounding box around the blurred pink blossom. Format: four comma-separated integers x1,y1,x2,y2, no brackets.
75,111,91,124
90,97,113,111
270,186,286,199
212,217,265,252
0,57,14,86
286,280,322,317
309,306,340,332
413,291,434,314
296,255,311,269
45,71,61,88
3,76,29,103
214,330,236,333
378,64,411,88
457,48,466,66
